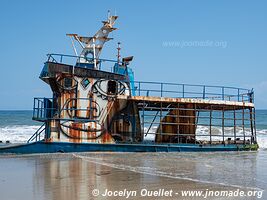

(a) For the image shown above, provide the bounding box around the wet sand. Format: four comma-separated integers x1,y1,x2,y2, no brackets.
0,152,266,200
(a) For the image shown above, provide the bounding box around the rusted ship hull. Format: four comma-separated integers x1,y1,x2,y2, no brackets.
2,14,258,154
0,141,259,154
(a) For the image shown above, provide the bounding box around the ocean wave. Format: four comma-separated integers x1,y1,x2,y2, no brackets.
1,125,267,149
0,125,40,143
143,125,267,149
196,126,267,149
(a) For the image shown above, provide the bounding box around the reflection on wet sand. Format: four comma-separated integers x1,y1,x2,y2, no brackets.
0,152,265,200
35,157,91,200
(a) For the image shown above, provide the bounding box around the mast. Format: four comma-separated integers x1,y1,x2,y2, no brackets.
67,12,118,69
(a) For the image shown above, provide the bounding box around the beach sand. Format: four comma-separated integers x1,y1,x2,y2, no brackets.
0,152,265,200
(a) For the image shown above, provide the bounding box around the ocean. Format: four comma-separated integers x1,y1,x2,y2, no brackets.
0,110,267,199
0,111,41,143
2,110,267,149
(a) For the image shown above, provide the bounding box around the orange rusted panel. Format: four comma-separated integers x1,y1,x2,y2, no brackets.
156,104,196,143
69,123,82,143
101,131,114,143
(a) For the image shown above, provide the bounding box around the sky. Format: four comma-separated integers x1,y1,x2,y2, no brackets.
0,0,266,109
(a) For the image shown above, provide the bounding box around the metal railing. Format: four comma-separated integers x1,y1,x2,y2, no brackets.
27,123,46,143
33,98,57,121
47,53,119,72
138,101,256,145
45,53,253,103
133,81,253,103
32,97,100,122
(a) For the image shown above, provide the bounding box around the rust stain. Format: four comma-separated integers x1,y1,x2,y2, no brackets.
155,104,196,143
69,123,82,143
45,138,53,143
101,131,113,143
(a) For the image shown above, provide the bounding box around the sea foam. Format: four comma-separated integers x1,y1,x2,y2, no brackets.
1,125,267,149
0,125,40,143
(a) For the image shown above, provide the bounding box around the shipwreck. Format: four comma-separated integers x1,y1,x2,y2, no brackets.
0,14,258,153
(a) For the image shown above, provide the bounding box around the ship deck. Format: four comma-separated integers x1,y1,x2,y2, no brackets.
117,95,254,110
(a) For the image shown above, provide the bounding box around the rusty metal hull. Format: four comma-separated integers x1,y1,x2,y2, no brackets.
0,141,259,154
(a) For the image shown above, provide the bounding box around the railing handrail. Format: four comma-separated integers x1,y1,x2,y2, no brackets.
134,80,251,92
27,123,46,143
32,97,101,122
133,81,253,103
46,54,251,92
47,53,119,64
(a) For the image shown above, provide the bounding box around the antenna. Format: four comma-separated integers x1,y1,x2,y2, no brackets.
117,42,121,63
93,37,97,69
107,10,111,22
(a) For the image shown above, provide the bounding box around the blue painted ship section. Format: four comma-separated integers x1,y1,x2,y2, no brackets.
113,63,135,96
127,68,135,96
0,142,255,154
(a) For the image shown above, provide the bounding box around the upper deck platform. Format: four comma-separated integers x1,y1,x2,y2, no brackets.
117,95,254,111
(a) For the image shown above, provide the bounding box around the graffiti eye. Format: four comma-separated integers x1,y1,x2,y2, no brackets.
57,77,78,91
107,80,117,94
92,79,127,97
64,78,73,88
